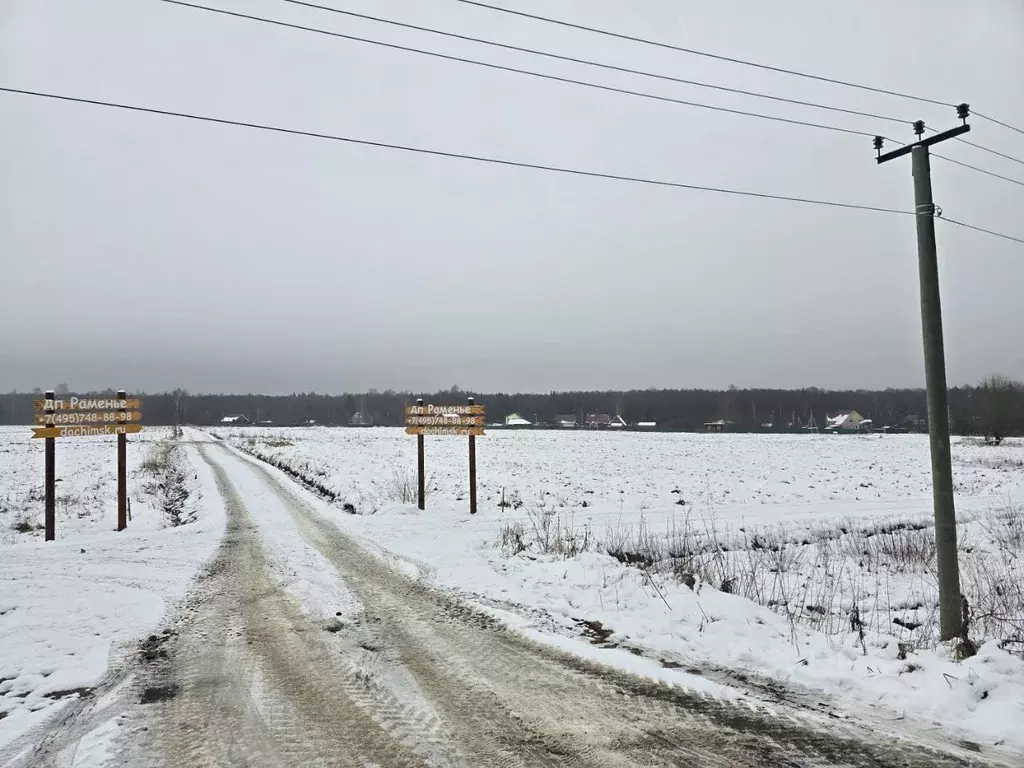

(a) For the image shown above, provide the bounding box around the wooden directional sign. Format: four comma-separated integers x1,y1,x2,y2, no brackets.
404,403,486,434
32,423,143,439
406,404,485,416
406,426,484,436
407,399,484,514
35,411,143,426
33,397,142,411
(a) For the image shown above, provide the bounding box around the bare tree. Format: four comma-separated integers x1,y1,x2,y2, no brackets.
978,374,1019,445
172,388,189,438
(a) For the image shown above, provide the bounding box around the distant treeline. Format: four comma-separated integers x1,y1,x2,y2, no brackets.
3,381,1022,437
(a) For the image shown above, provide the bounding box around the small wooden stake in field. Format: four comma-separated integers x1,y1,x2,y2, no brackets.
44,390,56,541
405,398,486,514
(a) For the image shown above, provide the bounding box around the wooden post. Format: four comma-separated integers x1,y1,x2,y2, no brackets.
468,397,478,515
117,389,127,531
44,390,56,541
416,398,425,511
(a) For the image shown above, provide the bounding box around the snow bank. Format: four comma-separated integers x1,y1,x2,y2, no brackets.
0,427,224,752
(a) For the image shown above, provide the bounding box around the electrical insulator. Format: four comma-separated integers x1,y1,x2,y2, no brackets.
913,120,926,137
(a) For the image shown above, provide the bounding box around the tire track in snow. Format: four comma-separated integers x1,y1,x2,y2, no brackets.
17,445,462,768
229,443,986,768
139,444,459,768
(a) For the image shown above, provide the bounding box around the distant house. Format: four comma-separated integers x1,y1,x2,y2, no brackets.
636,421,657,429
555,414,577,428
348,411,373,427
610,415,627,428
704,419,735,432
505,413,532,426
903,414,926,431
825,410,871,432
220,415,250,425
257,419,274,427
584,414,612,428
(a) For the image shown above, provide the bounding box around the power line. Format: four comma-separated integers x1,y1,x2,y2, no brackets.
931,153,1024,189
451,1,1024,164
6,85,1021,246
909,124,1024,170
280,0,917,128
0,85,912,216
940,217,1024,245
452,0,953,108
955,137,1024,167
974,111,1024,138
157,0,878,139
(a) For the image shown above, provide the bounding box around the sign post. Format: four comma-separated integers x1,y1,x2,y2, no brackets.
31,391,144,539
416,399,426,511
468,398,478,515
404,400,486,514
44,390,55,542
117,390,127,532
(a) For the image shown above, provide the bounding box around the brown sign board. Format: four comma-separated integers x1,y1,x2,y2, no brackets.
34,397,142,411
35,411,143,426
405,404,485,417
406,426,484,436
405,415,484,427
32,423,144,439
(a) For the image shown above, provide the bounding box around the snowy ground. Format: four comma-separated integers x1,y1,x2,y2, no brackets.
217,427,1024,754
0,427,224,754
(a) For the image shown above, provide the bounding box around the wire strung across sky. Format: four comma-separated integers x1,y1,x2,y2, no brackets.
973,111,1024,138
931,154,1024,189
955,138,1024,168
278,0,918,129
452,0,1024,144
3,84,1021,246
170,0,1024,181
452,0,952,107
0,85,908,214
940,218,1024,246
157,0,879,139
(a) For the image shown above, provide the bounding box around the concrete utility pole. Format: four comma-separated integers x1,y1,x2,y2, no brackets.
875,105,970,641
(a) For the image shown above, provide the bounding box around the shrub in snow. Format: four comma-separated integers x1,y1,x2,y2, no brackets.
537,500,1024,658
498,522,526,555
381,468,431,507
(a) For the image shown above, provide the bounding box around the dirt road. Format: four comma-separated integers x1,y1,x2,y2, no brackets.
9,443,992,767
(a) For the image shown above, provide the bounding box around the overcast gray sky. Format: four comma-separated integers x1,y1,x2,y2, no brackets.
2,0,1022,394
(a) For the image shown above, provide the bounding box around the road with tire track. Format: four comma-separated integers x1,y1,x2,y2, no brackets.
7,441,995,767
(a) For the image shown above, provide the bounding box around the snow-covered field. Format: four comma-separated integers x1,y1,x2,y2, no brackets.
0,426,224,754
218,427,1024,753
217,428,1023,520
